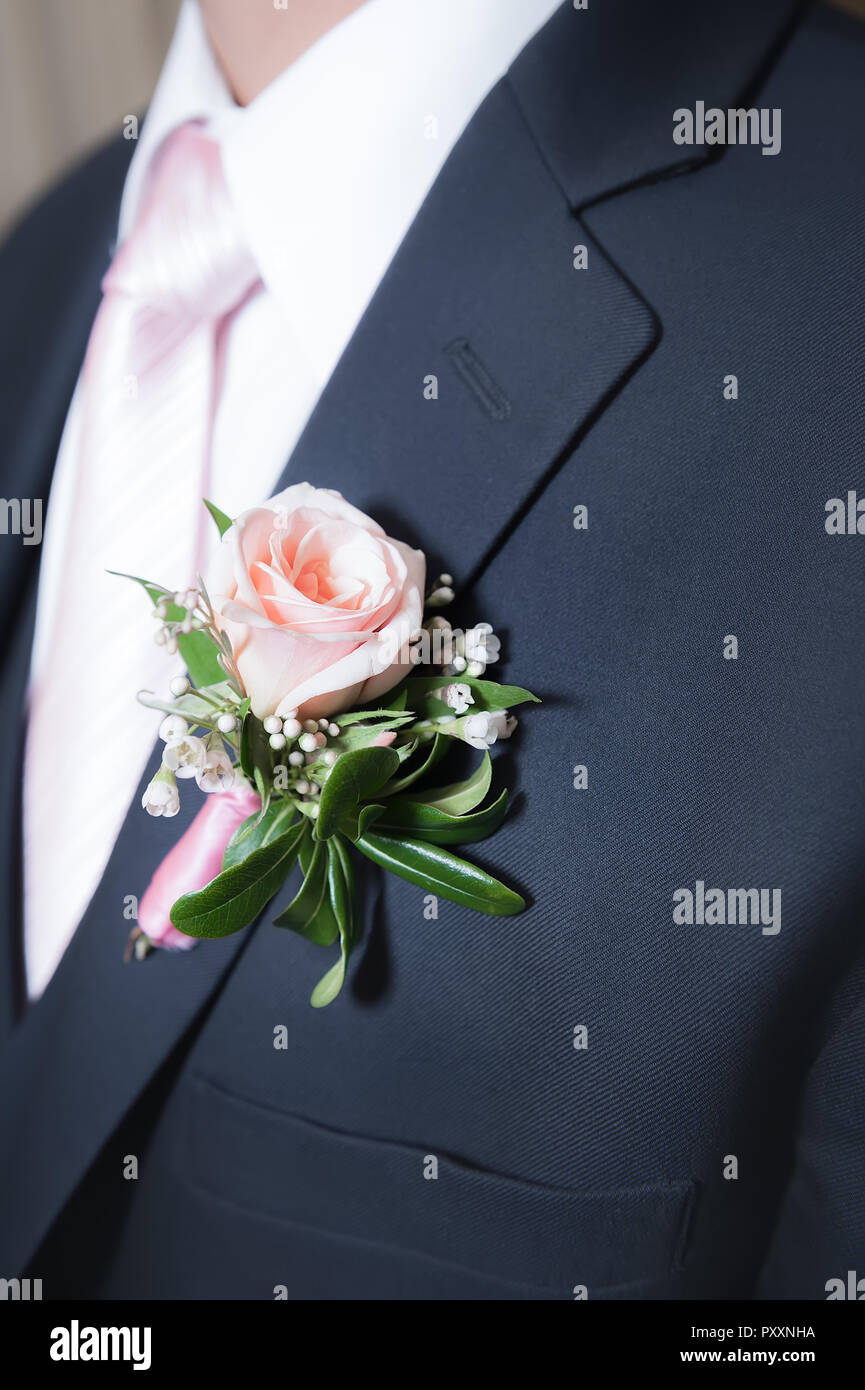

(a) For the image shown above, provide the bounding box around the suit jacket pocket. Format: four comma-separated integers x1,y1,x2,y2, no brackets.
182,1073,695,1296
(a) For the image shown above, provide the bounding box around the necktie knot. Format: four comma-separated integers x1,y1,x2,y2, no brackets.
103,122,259,321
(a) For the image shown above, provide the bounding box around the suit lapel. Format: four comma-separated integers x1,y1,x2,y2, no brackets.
0,0,806,1271
269,74,656,582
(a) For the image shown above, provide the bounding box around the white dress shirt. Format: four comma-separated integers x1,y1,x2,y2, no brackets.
25,0,561,997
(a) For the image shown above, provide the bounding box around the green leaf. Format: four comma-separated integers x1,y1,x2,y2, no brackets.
171,819,307,938
310,838,355,1007
108,570,177,611
315,746,401,840
355,831,525,915
177,630,225,689
341,802,386,843
330,715,415,752
373,788,508,845
272,840,338,944
400,751,492,815
223,800,300,870
204,498,233,537
382,733,451,796
332,708,412,727
401,675,540,714
241,712,273,783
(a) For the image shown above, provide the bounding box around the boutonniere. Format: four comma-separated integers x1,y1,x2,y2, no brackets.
121,483,538,1006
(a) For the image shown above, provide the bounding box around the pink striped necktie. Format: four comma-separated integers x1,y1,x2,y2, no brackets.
23,121,262,1000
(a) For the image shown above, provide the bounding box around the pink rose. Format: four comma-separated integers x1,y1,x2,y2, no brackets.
207,483,426,720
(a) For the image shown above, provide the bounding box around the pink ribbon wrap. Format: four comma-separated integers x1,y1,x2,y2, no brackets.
138,785,262,949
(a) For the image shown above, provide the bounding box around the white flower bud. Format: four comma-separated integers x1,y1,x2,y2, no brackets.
217,713,237,733
159,714,188,741
263,715,283,734
463,710,517,750
169,676,190,697
141,771,180,818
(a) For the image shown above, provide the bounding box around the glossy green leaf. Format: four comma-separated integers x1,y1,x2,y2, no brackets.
223,800,300,870
240,711,273,783
310,837,355,1007
341,802,386,843
373,788,508,845
272,840,332,940
400,751,492,815
315,746,401,840
355,831,525,915
203,498,233,537
382,733,451,797
171,819,307,938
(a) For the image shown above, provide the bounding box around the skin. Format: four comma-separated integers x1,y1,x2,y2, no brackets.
198,0,370,105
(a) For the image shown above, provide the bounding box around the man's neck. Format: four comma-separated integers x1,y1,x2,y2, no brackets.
198,0,369,106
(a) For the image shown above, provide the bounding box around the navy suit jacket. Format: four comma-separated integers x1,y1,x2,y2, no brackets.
0,0,863,1299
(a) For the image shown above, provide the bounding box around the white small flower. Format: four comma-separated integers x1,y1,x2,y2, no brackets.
263,715,283,734
269,732,286,750
169,675,190,697
441,682,474,715
282,718,302,739
288,751,305,767
217,713,237,733
159,714,188,741
141,770,180,818
464,623,500,667
463,709,517,750
426,586,454,608
163,733,207,778
195,747,235,793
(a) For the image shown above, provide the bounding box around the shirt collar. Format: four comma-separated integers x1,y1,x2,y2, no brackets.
120,0,563,382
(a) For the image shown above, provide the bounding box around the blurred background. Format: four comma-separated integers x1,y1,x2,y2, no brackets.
0,0,863,240
0,0,179,237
